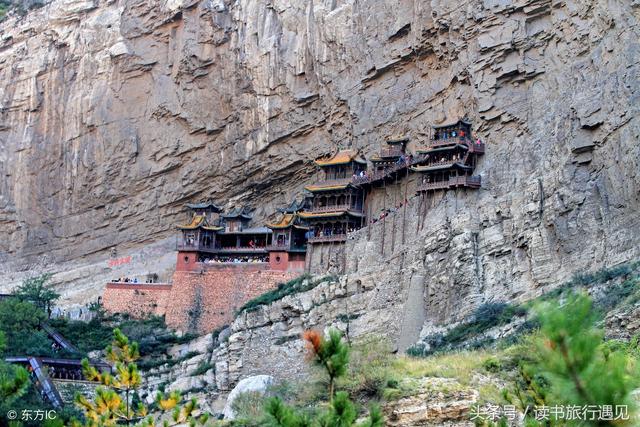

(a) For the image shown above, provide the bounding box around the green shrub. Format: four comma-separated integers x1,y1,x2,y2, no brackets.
232,390,267,425
482,357,502,373
409,261,640,358
0,298,56,356
48,317,112,354
338,336,395,400
263,329,383,426
410,302,527,357
191,361,214,376
237,274,322,313
539,261,639,304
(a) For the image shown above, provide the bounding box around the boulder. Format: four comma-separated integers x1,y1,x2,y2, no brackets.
223,375,274,419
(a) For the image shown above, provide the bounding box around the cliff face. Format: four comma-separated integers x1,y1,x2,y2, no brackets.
0,0,639,301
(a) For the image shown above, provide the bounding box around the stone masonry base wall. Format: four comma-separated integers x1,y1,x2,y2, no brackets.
102,283,172,318
165,268,297,333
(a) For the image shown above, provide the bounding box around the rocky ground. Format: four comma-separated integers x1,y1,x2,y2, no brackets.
127,261,639,425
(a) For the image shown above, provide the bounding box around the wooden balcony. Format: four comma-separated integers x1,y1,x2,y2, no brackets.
310,204,352,213
176,242,267,253
352,157,418,185
424,137,485,154
176,242,215,252
266,243,307,252
467,141,485,154
316,177,352,186
428,137,465,148
417,175,481,192
451,175,481,188
308,234,347,243
426,159,456,168
196,261,269,270
214,246,269,253
416,181,451,192
378,147,404,158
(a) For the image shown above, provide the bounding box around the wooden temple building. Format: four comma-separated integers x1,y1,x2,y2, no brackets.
369,137,410,173
176,204,272,271
265,200,308,272
412,120,485,191
300,149,368,243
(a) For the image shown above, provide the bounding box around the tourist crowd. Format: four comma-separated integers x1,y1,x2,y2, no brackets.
110,277,158,284
199,255,268,264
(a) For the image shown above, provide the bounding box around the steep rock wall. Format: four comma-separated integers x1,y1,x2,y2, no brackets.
0,0,638,309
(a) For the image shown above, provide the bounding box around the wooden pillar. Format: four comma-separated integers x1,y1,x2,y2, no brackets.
367,188,372,241
391,178,397,252
402,167,408,244
416,192,423,233
381,180,386,256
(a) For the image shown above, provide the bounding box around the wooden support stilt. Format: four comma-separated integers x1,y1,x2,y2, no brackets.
342,243,347,274
367,189,372,241
306,243,313,273
421,191,429,231
416,192,423,233
391,177,397,253
402,168,409,245
381,179,386,256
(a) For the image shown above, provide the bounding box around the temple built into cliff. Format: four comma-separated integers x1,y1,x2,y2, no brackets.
301,150,367,242
413,120,485,191
102,120,486,333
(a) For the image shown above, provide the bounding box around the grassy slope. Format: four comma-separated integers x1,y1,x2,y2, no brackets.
229,261,640,425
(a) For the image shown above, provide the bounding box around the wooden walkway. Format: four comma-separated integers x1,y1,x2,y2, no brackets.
41,323,81,354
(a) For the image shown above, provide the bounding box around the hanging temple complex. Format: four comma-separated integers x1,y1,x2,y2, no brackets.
102,120,485,332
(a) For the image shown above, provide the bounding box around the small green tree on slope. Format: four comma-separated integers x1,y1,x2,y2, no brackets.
75,328,209,427
264,329,382,427
0,330,30,418
13,274,59,317
506,293,639,426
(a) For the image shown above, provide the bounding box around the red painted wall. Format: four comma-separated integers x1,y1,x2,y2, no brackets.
176,251,199,271
269,251,289,271
269,252,306,272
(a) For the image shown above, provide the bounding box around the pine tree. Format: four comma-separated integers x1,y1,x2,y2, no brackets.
303,329,349,403
505,292,640,426
264,329,383,427
0,330,30,417
75,328,209,427
532,293,639,425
